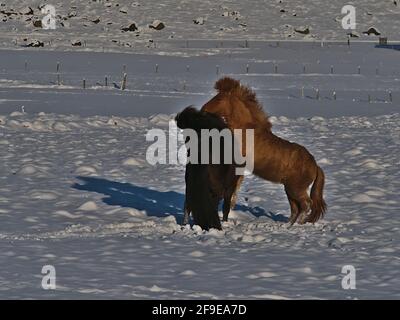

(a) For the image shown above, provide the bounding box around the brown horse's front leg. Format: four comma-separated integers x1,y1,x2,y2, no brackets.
223,173,243,221
285,188,300,225
230,175,244,209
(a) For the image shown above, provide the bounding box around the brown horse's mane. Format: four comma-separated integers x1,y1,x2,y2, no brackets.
214,77,272,131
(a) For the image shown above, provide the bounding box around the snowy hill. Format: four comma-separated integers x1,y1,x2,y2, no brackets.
1,0,400,53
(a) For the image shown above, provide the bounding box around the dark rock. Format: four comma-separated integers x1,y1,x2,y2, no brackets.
71,39,82,46
32,19,42,28
149,20,165,30
347,31,360,38
363,27,381,36
1,9,18,16
294,26,310,34
193,17,204,25
20,6,34,15
26,40,44,47
121,22,138,32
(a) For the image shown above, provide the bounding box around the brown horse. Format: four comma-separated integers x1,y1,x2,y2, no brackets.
201,77,327,225
175,106,240,230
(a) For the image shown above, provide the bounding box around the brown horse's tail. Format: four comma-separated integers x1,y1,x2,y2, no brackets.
308,165,327,223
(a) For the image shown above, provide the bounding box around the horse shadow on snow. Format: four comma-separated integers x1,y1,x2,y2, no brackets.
72,176,288,225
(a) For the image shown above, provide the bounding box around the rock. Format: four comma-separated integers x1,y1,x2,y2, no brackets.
32,19,42,28
193,17,205,25
347,31,360,38
295,26,310,34
20,6,33,15
149,20,165,30
26,39,44,47
284,30,296,38
91,17,100,24
71,39,82,46
0,9,17,16
222,11,240,18
60,21,70,28
119,6,128,13
363,27,381,36
68,11,77,18
121,22,138,32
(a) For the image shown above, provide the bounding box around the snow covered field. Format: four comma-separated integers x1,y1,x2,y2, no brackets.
1,109,399,299
1,30,400,298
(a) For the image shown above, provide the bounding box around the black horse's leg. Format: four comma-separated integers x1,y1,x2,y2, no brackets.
183,200,191,225
222,194,232,222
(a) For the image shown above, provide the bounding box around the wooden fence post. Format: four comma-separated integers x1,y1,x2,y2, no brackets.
121,73,127,90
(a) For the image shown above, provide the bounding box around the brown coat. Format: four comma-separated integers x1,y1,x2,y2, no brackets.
201,77,327,224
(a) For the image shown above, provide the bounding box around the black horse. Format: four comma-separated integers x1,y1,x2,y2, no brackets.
175,107,240,230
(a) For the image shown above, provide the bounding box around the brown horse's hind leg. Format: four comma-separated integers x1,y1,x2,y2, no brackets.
296,191,313,225
288,198,300,225
285,187,312,225
285,189,300,225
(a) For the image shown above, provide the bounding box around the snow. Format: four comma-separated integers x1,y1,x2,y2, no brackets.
78,201,98,211
1,0,400,54
0,107,399,299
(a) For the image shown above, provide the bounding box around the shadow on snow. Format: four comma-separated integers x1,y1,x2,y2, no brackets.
72,176,288,224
